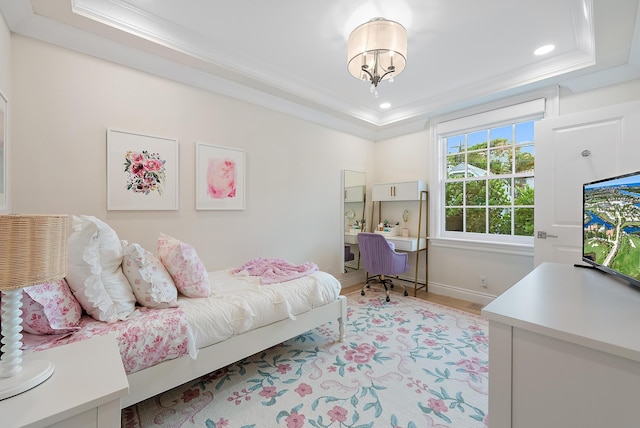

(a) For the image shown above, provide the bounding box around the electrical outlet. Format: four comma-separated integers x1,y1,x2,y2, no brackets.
480,275,487,288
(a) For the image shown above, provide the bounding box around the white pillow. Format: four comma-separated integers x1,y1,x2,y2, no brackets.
121,241,178,308
157,233,210,297
65,215,136,322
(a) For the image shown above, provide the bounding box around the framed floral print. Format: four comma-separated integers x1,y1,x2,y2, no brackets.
195,143,245,210
107,129,179,210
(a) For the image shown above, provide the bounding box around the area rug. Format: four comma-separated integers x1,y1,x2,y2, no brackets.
122,288,489,428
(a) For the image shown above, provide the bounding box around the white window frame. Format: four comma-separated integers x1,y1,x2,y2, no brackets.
429,88,558,255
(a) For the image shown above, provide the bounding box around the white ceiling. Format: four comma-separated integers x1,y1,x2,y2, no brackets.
1,0,640,140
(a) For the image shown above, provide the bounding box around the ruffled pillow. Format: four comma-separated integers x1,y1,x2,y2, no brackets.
157,233,210,297
20,279,82,335
65,215,137,322
121,241,178,308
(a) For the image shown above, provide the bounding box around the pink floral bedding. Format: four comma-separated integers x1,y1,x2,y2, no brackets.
21,307,189,374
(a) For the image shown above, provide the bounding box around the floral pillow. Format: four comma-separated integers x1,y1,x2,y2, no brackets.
121,241,178,308
21,279,82,335
157,233,210,298
65,215,137,322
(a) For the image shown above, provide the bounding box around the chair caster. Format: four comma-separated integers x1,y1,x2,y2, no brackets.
404,291,409,296
386,296,390,302
390,283,395,289
361,291,365,296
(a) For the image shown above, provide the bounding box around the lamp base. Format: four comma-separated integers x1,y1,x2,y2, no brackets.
0,359,54,400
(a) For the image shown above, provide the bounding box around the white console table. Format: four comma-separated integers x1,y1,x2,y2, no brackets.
0,333,129,427
482,262,640,428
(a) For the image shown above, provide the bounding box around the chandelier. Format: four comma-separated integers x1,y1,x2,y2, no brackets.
347,18,407,97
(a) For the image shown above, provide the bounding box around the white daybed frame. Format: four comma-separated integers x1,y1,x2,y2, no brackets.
122,295,347,408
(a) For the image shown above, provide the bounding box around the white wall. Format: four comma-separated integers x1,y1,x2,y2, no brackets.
8,35,374,279
0,12,10,213
375,79,640,304
0,13,8,95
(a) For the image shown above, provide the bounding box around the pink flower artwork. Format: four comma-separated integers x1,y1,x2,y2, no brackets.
207,158,237,199
123,150,167,195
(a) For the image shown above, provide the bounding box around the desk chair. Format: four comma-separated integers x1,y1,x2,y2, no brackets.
357,232,409,302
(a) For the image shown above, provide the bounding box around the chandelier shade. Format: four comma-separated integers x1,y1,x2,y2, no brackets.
347,18,407,91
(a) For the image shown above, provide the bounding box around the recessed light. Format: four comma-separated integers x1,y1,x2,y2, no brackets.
380,102,391,109
534,44,555,56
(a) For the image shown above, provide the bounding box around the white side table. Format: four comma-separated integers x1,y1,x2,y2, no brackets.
0,333,129,428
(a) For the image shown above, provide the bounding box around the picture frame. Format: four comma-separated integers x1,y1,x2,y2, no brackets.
195,142,246,210
107,129,179,210
0,91,7,211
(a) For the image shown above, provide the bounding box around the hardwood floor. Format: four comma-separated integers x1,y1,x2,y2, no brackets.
341,283,484,316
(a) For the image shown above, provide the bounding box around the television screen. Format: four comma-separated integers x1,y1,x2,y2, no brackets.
583,170,640,288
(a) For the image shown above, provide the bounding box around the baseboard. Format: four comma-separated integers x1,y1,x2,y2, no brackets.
427,281,496,306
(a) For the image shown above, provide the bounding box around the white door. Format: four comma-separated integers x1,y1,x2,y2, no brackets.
534,100,640,267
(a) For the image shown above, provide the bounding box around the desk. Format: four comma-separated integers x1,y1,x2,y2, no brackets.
482,263,640,428
370,233,428,296
344,231,359,245
0,334,129,428
385,236,426,252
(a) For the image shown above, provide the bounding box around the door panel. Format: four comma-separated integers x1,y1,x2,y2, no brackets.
534,100,640,266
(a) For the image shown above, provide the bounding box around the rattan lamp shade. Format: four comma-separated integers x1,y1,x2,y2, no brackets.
0,214,68,400
0,214,69,290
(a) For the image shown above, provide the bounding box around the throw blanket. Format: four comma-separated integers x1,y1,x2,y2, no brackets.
232,257,318,284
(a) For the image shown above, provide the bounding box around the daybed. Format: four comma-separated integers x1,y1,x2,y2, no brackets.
17,216,347,408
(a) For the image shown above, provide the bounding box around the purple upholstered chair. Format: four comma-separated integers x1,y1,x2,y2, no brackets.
357,232,409,302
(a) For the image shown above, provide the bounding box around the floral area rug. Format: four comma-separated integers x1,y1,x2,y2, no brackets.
122,288,489,428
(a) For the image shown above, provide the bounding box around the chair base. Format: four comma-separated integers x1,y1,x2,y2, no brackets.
361,275,409,302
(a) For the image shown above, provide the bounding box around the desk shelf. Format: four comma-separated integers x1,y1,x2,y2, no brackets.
370,186,428,296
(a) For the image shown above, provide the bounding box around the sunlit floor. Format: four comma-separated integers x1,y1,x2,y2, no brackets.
341,283,484,316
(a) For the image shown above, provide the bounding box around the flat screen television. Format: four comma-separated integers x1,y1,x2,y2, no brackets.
582,170,640,288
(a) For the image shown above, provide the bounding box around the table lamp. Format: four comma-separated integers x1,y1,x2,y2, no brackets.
0,214,68,400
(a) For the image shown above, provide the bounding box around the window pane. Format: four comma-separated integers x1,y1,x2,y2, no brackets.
488,178,512,205
445,181,464,206
467,151,487,176
489,147,513,175
468,130,487,150
466,180,486,205
466,208,486,233
515,121,534,144
489,207,512,235
515,144,535,173
514,177,534,205
447,135,465,154
445,208,463,231
490,125,512,147
514,207,534,236
440,115,538,241
447,154,466,178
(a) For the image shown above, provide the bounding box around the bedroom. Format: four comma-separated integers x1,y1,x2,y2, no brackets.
2,1,640,305
1,1,640,425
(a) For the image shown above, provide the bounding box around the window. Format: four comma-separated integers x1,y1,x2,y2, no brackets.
431,93,556,250
444,121,535,237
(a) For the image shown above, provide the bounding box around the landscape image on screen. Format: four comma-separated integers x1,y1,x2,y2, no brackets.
583,173,640,283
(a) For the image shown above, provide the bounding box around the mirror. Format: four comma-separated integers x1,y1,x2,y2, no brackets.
343,170,366,273
0,92,6,210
